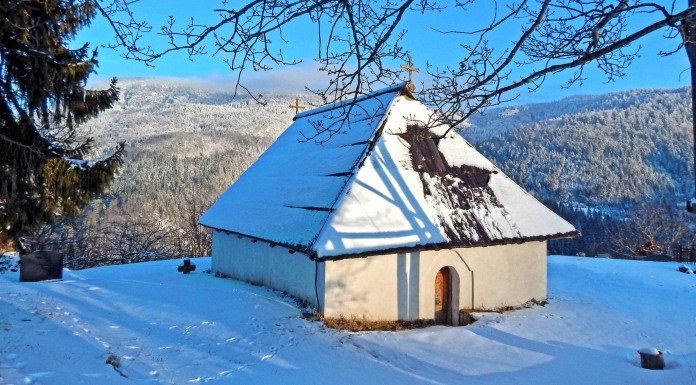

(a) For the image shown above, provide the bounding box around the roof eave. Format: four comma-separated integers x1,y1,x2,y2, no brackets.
200,224,318,259
316,230,581,261
202,223,579,263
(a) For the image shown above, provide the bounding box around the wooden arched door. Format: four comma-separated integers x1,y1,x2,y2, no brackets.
434,267,450,325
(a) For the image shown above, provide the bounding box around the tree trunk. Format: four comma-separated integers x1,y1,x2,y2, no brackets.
686,0,696,202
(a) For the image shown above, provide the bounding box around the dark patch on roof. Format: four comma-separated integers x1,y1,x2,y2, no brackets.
399,125,519,245
400,125,497,176
421,175,507,244
400,125,448,173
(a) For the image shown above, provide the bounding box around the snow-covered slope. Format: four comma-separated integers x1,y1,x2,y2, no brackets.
82,77,315,151
1,256,694,384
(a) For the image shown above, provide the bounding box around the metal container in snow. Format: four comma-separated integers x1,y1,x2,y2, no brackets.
19,251,63,282
637,347,665,370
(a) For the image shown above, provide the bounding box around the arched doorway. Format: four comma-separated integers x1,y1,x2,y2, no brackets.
434,266,460,325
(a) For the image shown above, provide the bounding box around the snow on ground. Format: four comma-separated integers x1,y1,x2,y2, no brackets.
0,256,695,384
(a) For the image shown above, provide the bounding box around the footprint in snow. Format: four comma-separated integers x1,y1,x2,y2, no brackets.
81,372,104,378
95,337,110,349
25,371,54,383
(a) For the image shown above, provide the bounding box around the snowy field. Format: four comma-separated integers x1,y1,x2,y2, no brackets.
0,256,695,385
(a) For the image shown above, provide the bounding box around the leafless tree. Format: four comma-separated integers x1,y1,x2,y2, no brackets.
25,217,104,269
610,203,696,257
101,217,183,265
95,3,694,105
683,0,696,198
97,0,429,102
174,193,213,257
95,1,696,181
29,216,207,269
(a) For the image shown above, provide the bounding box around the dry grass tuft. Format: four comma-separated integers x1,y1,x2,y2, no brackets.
323,315,434,332
105,353,127,378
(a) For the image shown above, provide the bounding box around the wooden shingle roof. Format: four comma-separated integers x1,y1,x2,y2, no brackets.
199,84,578,259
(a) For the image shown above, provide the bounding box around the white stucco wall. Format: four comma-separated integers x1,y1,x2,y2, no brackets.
323,241,547,321
211,231,322,308
212,232,547,321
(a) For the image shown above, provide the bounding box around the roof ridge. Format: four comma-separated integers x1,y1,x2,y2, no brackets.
294,82,411,121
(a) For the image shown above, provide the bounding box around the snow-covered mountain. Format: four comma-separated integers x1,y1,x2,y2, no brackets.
87,79,692,206
465,87,691,142
74,79,695,259
466,87,693,206
87,78,693,208
84,77,309,153
78,78,316,231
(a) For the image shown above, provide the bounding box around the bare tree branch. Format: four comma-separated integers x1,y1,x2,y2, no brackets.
96,1,696,140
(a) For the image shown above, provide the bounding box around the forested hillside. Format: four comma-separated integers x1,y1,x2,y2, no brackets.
466,87,696,255
27,79,696,265
468,87,693,205
87,78,296,144
88,78,302,219
28,78,306,266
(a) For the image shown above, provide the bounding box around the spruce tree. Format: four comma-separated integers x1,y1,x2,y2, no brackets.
0,0,124,251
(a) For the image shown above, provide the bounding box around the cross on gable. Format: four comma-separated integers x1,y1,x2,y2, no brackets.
177,259,196,274
288,97,305,115
400,54,420,93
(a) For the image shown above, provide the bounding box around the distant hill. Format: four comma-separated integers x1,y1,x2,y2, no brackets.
66,79,695,259
85,77,303,153
92,79,693,211
465,87,693,207
78,78,314,239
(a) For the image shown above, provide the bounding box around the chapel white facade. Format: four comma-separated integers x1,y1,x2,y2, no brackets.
200,83,577,325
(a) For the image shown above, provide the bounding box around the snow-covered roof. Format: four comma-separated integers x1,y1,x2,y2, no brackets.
199,84,577,259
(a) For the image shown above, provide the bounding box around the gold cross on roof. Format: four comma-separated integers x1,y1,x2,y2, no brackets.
288,97,305,115
400,54,420,92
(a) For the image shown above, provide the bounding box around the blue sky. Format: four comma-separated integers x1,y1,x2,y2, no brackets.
82,1,691,104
